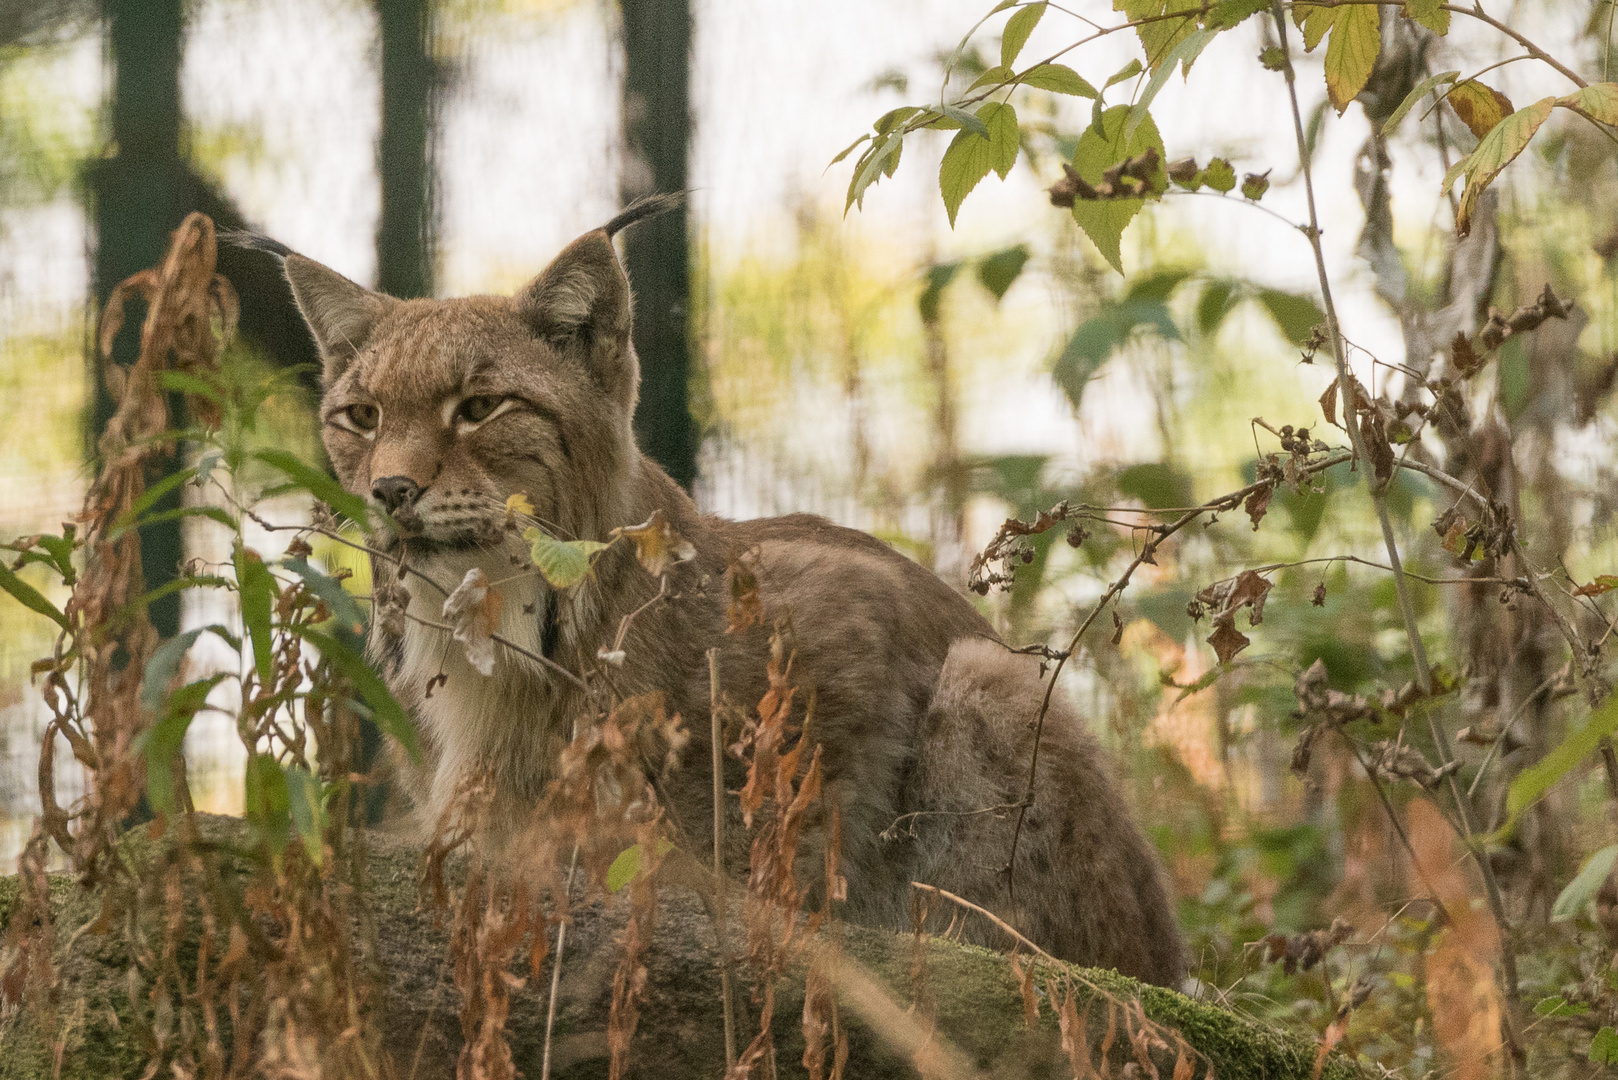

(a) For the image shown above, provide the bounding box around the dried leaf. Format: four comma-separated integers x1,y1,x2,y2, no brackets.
443,568,503,676
1447,79,1514,139
1243,483,1273,530
1573,574,1618,597
612,509,697,577
1208,617,1250,664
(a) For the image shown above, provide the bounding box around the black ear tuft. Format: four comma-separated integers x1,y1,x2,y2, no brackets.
603,192,686,239
218,229,293,259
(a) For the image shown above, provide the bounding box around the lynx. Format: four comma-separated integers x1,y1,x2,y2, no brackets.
244,198,1186,986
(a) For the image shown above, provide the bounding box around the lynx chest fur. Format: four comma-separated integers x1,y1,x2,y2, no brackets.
253,200,1188,987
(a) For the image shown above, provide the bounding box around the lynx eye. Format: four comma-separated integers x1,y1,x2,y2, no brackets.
456,395,504,425
343,404,379,432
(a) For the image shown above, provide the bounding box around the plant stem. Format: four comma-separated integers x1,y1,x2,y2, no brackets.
1270,0,1524,1044
708,648,738,1071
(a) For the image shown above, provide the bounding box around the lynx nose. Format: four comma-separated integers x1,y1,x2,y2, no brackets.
372,475,422,512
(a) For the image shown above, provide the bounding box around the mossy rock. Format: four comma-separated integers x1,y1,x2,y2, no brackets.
0,815,1370,1079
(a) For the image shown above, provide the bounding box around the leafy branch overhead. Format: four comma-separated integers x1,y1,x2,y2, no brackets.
839,0,1618,267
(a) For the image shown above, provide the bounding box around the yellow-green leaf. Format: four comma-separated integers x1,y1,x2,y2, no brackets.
969,64,1014,91
1447,79,1514,139
1381,69,1459,134
1115,0,1205,72
1323,2,1379,113
523,527,609,588
1001,2,1047,68
939,102,1019,226
1455,96,1555,236
1068,105,1166,273
1493,690,1618,840
1405,0,1449,34
1294,2,1338,52
1020,62,1098,98
1558,82,1618,124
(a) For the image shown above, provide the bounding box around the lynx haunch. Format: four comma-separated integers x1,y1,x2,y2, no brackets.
249,199,1186,986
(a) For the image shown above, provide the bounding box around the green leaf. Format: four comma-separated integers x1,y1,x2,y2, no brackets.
245,753,292,852
108,503,238,541
1553,844,1618,921
1001,2,1047,67
141,627,206,713
1115,0,1204,73
1208,0,1269,28
1067,105,1166,273
919,262,963,322
138,673,228,813
1381,70,1460,135
1455,96,1555,237
1053,299,1180,409
1126,28,1215,143
0,561,68,629
1323,1,1379,112
122,466,199,525
284,764,326,866
283,557,367,636
1591,1028,1618,1065
938,103,1018,226
606,838,675,893
1125,267,1194,302
1496,691,1618,840
1405,0,1449,34
157,369,226,404
234,543,278,686
1104,57,1143,89
874,106,922,135
968,64,1015,91
296,626,421,763
1197,279,1239,335
1294,2,1337,52
254,448,371,527
847,132,903,211
1019,63,1098,97
940,103,991,139
1535,995,1592,1018
1256,288,1325,345
1558,82,1618,125
523,527,609,588
1201,157,1236,192
977,245,1031,301
1241,171,1271,200
1118,462,1193,509
828,132,870,168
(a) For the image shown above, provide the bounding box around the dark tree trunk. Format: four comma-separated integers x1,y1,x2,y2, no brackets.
619,0,698,489
375,0,438,301
88,0,324,637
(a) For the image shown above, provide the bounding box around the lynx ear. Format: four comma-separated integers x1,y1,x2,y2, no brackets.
282,253,398,385
515,231,637,411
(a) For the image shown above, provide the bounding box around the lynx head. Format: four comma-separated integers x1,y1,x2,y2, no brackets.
261,198,677,553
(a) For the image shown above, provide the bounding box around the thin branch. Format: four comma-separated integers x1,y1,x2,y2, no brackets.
909,882,1056,963
1272,1,1524,1035
708,648,738,1072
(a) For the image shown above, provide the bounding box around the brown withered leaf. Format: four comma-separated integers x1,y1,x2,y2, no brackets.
1227,569,1273,626
1360,409,1395,486
1312,582,1327,607
1318,382,1338,427
1207,616,1250,664
1573,574,1618,597
726,552,764,634
1244,483,1274,530
1111,610,1124,646
443,568,503,676
1447,79,1514,139
613,508,696,577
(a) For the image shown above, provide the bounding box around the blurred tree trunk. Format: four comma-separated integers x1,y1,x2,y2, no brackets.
619,0,698,489
375,0,437,300
88,0,322,638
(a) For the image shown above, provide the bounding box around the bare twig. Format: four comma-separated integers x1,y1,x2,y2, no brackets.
540,844,579,1080
909,882,1056,963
